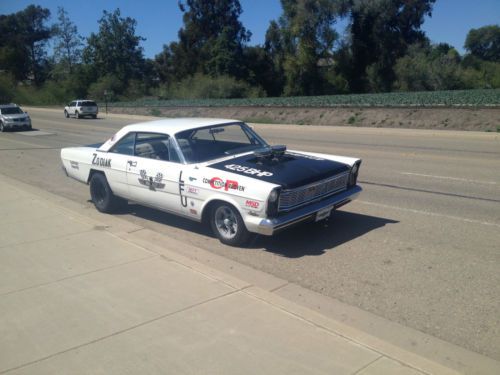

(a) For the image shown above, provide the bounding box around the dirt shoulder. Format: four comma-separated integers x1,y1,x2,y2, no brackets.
107,106,500,132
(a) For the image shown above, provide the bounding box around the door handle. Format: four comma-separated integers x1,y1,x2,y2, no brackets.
127,160,137,167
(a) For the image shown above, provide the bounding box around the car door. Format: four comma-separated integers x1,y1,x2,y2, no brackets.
106,132,136,199
68,101,76,115
125,132,187,214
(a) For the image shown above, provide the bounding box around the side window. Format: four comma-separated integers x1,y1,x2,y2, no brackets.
134,132,178,162
69,101,76,107
110,132,135,155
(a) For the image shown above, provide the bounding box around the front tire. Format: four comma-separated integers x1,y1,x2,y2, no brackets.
0,122,4,132
210,202,250,246
64,110,69,118
76,111,80,119
89,173,123,213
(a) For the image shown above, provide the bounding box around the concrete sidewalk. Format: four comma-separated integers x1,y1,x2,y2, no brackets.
0,174,493,374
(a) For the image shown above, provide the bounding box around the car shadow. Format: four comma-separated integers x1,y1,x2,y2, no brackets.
110,203,397,257
250,211,398,258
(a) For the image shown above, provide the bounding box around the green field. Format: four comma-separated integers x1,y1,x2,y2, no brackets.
108,89,500,108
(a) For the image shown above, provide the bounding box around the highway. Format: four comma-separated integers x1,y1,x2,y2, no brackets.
1,108,499,360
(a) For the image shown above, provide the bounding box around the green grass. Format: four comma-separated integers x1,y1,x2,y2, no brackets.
105,89,500,108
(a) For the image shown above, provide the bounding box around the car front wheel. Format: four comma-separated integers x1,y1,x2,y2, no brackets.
210,202,250,246
0,122,4,132
64,110,69,118
89,173,123,213
75,111,80,119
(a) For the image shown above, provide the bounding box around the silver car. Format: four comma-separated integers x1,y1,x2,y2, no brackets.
0,104,32,132
64,100,98,119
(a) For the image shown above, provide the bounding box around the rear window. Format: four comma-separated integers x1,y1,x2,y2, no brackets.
80,101,97,106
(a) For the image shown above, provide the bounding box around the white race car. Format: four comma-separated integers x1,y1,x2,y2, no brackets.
61,118,362,246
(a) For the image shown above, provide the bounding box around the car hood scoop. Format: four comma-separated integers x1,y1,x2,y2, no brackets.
207,150,350,189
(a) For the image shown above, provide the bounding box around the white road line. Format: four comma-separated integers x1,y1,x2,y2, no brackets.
400,172,498,185
357,200,500,228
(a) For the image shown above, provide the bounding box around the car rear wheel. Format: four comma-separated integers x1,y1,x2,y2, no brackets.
210,202,250,246
76,111,80,119
89,173,123,213
64,110,69,118
92,114,97,119
0,122,4,132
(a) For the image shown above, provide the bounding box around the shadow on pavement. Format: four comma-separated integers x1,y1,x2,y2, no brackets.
112,203,397,257
251,210,398,258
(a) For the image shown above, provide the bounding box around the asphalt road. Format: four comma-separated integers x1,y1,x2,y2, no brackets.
1,108,499,360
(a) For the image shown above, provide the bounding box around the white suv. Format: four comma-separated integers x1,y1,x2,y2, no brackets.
64,100,98,119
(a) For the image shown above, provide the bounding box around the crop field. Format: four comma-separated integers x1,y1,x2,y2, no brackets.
109,89,500,108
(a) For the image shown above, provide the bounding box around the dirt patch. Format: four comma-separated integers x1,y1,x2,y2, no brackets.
108,106,500,132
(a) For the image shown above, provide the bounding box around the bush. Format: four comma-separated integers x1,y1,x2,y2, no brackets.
158,74,265,100
0,73,16,103
87,74,125,101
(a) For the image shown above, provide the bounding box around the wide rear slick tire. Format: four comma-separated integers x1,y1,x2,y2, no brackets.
89,173,123,213
210,202,250,246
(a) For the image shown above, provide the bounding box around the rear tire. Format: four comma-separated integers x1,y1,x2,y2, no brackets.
64,110,69,118
92,114,97,119
76,111,80,119
210,202,250,246
89,173,123,213
0,122,4,132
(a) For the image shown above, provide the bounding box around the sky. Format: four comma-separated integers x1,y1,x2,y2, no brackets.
1,0,499,58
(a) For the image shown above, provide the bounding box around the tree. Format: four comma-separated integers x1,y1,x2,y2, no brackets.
0,5,53,85
267,0,343,96
168,0,251,79
344,0,436,92
465,25,500,62
53,7,83,74
83,9,145,85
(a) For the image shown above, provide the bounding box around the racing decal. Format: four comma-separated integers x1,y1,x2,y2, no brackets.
138,170,165,190
92,153,112,168
208,153,350,189
178,171,188,207
70,161,79,170
203,177,245,192
224,164,273,177
245,200,260,209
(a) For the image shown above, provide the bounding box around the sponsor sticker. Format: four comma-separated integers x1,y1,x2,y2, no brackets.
224,164,273,177
187,186,199,195
203,177,245,192
245,200,260,209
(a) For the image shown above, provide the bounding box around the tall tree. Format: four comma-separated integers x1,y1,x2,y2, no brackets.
265,0,346,96
465,25,500,62
0,5,52,85
344,0,436,92
83,9,145,84
167,0,251,79
53,7,83,74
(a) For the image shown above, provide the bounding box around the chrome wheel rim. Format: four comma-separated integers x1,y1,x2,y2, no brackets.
214,206,238,240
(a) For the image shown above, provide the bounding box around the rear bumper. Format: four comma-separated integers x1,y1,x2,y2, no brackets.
250,185,362,236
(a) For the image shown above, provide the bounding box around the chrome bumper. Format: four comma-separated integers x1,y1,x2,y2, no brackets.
256,185,362,236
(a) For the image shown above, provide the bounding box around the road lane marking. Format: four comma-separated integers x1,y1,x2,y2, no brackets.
357,200,500,228
400,172,498,185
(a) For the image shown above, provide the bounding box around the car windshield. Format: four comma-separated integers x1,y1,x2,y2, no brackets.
175,122,268,163
1,107,23,115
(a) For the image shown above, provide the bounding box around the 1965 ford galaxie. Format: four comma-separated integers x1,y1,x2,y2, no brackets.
61,118,362,246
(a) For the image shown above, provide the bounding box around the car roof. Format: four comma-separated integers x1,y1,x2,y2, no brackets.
122,117,239,135
98,118,241,151
0,103,20,109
